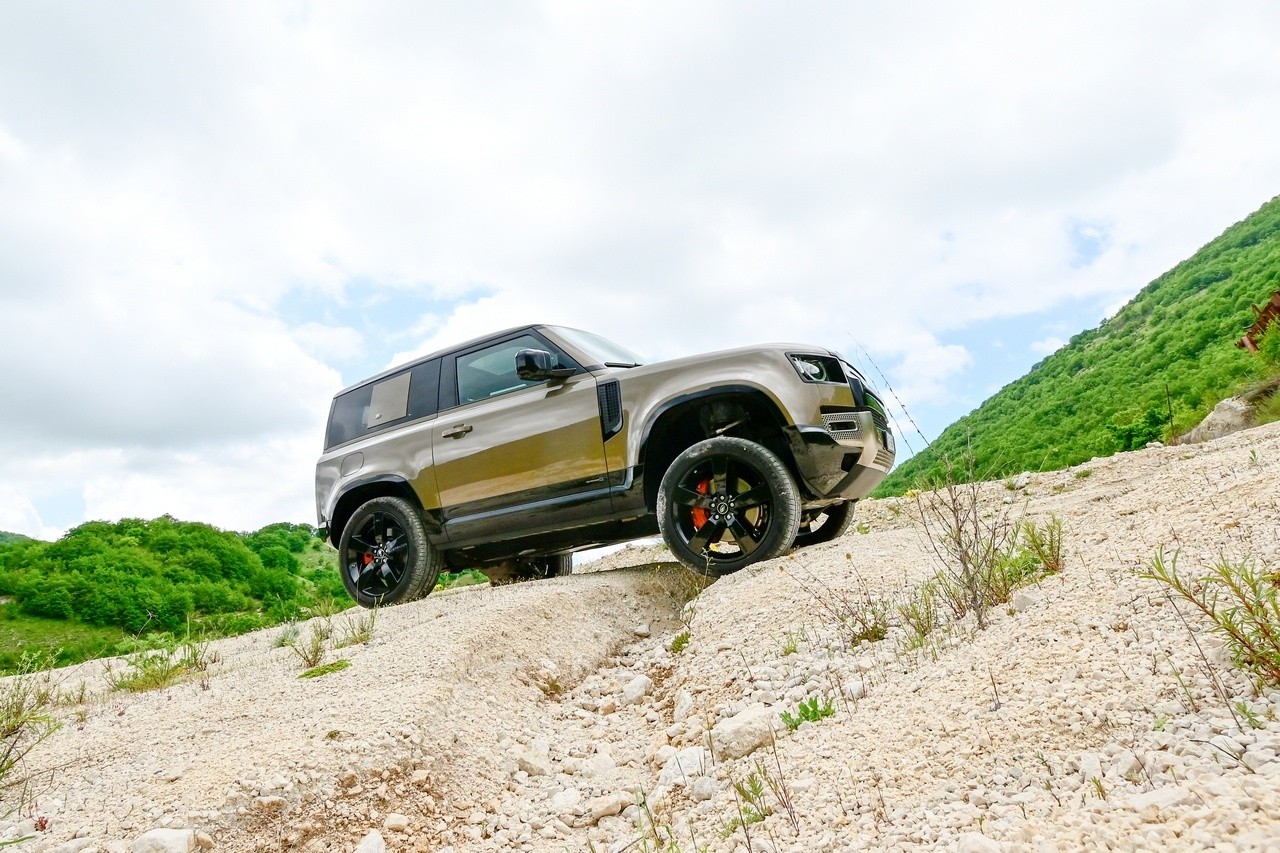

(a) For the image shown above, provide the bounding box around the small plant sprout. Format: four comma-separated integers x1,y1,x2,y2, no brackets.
780,628,806,656
1089,777,1107,800
670,630,691,654
721,769,771,839
780,696,836,731
1235,701,1265,730
274,623,301,648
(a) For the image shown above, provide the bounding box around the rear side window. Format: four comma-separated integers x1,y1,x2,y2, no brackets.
325,358,441,450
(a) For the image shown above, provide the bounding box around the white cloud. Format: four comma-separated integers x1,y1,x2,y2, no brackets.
0,493,62,541
2,1,1280,532
1031,337,1066,356
290,322,365,364
79,436,323,532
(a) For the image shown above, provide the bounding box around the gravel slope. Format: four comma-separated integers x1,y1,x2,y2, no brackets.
4,421,1280,852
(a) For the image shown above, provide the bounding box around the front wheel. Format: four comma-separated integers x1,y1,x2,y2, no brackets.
657,437,801,577
338,496,441,608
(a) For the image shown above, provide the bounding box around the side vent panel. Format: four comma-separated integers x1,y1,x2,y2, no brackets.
597,380,623,441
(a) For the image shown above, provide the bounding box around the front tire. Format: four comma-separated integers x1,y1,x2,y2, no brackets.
657,437,801,577
338,496,441,608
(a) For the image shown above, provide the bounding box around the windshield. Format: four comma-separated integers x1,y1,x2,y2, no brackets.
548,326,645,367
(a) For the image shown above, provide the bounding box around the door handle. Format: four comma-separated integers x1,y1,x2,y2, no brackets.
442,423,473,438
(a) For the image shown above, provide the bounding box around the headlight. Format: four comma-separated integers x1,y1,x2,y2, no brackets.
789,354,844,383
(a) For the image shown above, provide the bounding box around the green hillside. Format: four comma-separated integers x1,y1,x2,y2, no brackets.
0,517,346,672
881,195,1280,494
0,531,31,545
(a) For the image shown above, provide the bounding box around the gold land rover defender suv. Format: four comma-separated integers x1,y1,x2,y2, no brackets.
315,325,895,606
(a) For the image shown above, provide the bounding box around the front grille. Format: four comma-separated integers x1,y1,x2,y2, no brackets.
864,392,890,433
821,412,862,442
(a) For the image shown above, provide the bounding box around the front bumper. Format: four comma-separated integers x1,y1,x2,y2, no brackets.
785,410,895,501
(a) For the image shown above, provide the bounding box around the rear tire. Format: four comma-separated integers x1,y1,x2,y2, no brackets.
792,501,855,548
657,436,800,577
338,496,441,608
540,554,573,577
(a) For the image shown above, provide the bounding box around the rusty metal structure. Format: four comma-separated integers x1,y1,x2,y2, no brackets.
1237,290,1280,352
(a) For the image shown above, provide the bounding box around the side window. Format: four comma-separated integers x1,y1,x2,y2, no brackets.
326,386,373,449
407,358,441,419
455,334,570,405
324,358,442,450
367,372,410,427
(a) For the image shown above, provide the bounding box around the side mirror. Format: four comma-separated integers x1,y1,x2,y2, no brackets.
516,349,575,381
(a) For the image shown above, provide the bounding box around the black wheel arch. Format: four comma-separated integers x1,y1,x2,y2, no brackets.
638,386,801,513
328,476,433,548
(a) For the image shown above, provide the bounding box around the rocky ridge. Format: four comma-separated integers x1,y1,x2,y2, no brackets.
3,421,1280,851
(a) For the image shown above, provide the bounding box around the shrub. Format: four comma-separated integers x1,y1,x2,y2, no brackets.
290,625,328,669
1143,549,1280,685
917,462,1063,628
106,637,213,693
1020,515,1065,574
916,465,1020,629
1258,320,1280,370
0,653,60,801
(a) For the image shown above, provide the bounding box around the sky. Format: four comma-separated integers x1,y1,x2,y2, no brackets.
2,1,1280,539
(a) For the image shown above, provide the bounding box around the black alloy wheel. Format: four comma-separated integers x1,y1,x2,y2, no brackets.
338,496,440,607
658,437,800,577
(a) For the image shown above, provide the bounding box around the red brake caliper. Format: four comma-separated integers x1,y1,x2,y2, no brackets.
690,479,711,529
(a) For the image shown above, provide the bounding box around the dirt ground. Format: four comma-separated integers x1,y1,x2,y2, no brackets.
5,421,1280,852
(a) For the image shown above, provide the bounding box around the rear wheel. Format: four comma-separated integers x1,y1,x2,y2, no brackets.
338,496,441,607
487,554,573,584
792,501,854,548
538,554,573,577
657,437,800,577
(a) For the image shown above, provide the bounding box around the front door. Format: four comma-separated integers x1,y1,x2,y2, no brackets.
430,332,611,547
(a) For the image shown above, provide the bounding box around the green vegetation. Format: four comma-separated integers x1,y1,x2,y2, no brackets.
780,696,836,731
0,532,30,547
0,517,348,674
299,659,351,679
106,636,215,693
1,653,60,812
881,194,1280,493
722,770,771,838
1145,550,1280,686
916,470,1064,629
289,624,329,668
